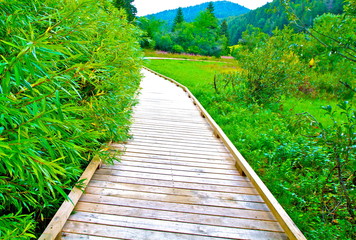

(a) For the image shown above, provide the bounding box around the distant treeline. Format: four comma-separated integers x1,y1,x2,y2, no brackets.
138,0,346,56
228,0,344,44
138,2,230,57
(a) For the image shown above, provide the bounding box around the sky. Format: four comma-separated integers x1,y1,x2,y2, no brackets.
133,0,273,16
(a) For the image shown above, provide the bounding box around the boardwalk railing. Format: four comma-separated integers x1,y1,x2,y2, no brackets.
143,67,306,240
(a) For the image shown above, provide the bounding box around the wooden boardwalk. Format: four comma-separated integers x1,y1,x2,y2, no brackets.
41,69,305,239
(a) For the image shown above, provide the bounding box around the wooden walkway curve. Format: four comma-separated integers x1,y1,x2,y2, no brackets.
40,69,305,239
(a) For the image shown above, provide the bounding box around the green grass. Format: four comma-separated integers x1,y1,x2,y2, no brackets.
145,59,238,88
145,59,338,122
144,59,355,240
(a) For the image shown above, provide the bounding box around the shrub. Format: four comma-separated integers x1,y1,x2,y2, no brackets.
172,44,184,53
0,0,141,237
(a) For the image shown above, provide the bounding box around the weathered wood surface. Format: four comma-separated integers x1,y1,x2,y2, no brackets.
54,69,304,239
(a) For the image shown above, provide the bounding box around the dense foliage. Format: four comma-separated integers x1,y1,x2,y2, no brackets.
228,0,344,44
145,1,355,239
224,4,355,237
138,2,229,57
113,0,137,21
0,0,141,238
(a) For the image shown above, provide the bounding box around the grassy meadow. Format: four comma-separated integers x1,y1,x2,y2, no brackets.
144,59,355,240
145,59,339,123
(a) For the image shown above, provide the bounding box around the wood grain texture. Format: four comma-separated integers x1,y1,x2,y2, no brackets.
50,68,305,239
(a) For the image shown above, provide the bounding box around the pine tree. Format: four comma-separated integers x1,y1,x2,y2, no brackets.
220,20,229,40
113,0,137,22
172,7,184,32
207,2,215,16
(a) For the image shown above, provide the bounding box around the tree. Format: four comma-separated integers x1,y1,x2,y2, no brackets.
195,8,218,30
239,25,269,50
220,20,229,54
220,20,229,40
113,0,137,21
283,0,355,62
207,2,215,16
172,7,184,32
193,10,222,56
137,17,164,48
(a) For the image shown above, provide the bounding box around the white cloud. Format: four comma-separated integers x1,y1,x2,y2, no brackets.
133,0,273,16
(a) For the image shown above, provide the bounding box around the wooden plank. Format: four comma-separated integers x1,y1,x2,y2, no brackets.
39,155,102,240
119,151,235,165
132,116,207,124
117,148,234,162
61,233,119,240
125,140,225,152
130,132,220,144
87,180,262,202
130,134,222,146
62,221,225,240
94,169,253,188
131,123,212,132
130,133,221,145
122,140,230,153
80,194,276,221
119,154,235,169
133,118,211,128
92,174,258,195
121,152,233,165
116,142,230,156
66,212,287,239
134,110,200,117
134,107,201,115
129,131,219,143
134,111,206,119
144,67,307,240
130,123,220,138
75,202,283,232
84,186,268,211
99,164,244,181
137,97,193,102
102,160,238,175
130,126,214,137
119,144,231,157
134,114,209,123
125,146,230,158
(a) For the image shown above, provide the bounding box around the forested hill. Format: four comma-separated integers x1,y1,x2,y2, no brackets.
228,0,344,44
146,1,250,25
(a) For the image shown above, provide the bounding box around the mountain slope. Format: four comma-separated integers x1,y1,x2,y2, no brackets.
146,1,250,25
228,0,344,44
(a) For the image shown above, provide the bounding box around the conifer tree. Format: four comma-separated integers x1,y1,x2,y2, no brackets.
113,0,137,21
221,20,229,39
207,2,215,16
172,7,184,32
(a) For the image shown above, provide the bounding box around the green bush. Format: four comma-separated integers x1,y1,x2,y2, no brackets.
172,44,184,53
232,28,306,104
0,0,141,237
